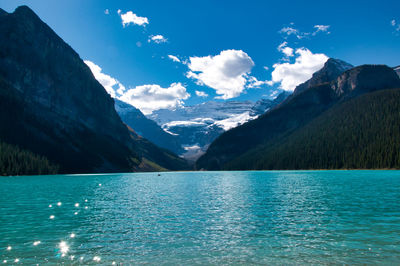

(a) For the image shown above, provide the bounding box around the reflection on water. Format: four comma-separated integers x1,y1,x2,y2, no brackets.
0,171,399,264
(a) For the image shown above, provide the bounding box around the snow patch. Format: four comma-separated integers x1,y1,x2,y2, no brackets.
214,111,258,131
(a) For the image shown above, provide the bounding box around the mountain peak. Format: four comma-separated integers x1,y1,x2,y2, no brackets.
331,64,400,98
12,5,39,19
0,8,7,16
293,58,353,95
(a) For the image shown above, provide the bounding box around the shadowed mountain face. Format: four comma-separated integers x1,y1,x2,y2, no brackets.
197,61,400,170
293,58,353,96
0,6,187,174
393,66,400,77
115,99,184,155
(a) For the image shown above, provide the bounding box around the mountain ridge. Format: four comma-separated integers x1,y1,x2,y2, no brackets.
197,61,400,170
0,6,188,174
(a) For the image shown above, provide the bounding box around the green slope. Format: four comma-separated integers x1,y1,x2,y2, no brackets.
0,141,59,175
226,88,400,170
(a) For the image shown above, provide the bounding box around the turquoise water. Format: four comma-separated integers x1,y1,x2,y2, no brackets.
0,171,400,264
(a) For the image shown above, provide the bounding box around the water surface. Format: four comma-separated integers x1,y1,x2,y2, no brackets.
0,171,399,264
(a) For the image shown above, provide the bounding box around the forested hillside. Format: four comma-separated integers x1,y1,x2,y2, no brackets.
226,88,400,169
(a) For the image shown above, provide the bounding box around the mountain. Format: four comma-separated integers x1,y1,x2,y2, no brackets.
228,88,400,170
394,66,400,77
115,99,184,155
250,91,292,115
148,92,289,161
0,6,187,174
293,58,353,96
197,62,400,170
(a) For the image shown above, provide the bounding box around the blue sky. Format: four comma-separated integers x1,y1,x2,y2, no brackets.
1,0,400,114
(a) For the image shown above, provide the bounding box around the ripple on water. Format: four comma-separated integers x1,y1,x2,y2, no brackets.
0,171,399,264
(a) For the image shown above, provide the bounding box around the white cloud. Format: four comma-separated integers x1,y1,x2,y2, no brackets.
117,9,121,14
264,66,269,71
277,41,294,57
148,34,167,44
84,60,125,98
119,83,190,114
314,25,330,34
168,55,181,63
280,26,302,39
280,24,331,39
247,76,273,88
85,60,189,114
391,19,400,32
195,90,208,97
104,9,109,15
269,48,328,91
186,49,255,99
119,11,149,27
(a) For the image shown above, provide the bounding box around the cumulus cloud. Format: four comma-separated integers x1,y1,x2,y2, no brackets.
85,60,189,114
119,11,149,27
148,35,167,44
186,49,255,99
168,55,181,63
269,48,328,91
195,90,208,97
84,60,125,98
277,41,294,57
119,83,190,114
104,9,109,15
247,76,273,88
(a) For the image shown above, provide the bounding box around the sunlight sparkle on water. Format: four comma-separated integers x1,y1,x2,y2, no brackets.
93,256,101,262
74,203,79,207
14,259,19,263
6,246,11,251
57,202,62,206
48,204,52,208
70,233,75,238
58,241,69,256
49,215,54,219
33,241,41,246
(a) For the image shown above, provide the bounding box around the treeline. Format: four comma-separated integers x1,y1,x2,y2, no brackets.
226,88,400,170
0,141,59,175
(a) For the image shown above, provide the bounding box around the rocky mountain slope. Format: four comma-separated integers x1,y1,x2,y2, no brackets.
197,60,400,170
115,99,184,155
147,92,289,161
0,6,187,174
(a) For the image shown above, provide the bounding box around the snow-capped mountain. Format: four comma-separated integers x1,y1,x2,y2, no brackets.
147,92,290,161
394,66,400,77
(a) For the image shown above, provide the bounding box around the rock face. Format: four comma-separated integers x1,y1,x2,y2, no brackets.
392,66,400,77
331,65,400,98
250,91,291,115
196,60,400,170
115,99,184,155
146,92,289,161
293,58,353,96
0,6,187,173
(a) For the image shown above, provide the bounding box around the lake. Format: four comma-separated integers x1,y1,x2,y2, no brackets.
0,171,399,264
